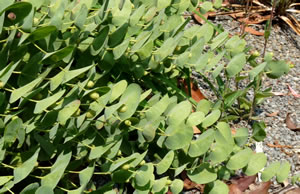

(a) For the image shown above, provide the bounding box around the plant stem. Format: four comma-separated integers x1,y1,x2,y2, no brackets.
262,0,276,58
241,0,252,36
250,0,277,119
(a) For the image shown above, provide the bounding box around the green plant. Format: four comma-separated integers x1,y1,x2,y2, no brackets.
0,0,292,193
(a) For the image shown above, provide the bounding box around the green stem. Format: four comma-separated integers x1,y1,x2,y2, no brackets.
198,71,222,100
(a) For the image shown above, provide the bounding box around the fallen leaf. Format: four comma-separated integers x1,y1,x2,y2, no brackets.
285,113,300,131
243,26,265,36
266,142,292,149
178,78,205,102
229,184,243,194
286,188,300,194
181,171,205,191
281,148,293,156
266,111,279,117
193,9,209,24
246,181,271,194
283,179,289,187
238,13,270,24
231,175,257,192
272,92,287,96
193,126,201,134
287,84,300,98
279,15,300,36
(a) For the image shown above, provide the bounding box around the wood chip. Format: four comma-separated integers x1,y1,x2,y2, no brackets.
266,111,279,117
285,113,300,131
266,143,293,149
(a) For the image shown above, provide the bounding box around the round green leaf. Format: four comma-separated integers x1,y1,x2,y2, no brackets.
28,26,57,41
226,148,252,170
196,99,212,115
14,148,40,184
206,180,229,194
164,123,193,150
57,100,81,125
167,100,192,126
244,153,267,176
4,118,22,144
135,163,154,187
233,127,249,146
118,83,142,120
152,177,168,193
170,179,184,194
266,60,290,79
188,129,215,157
276,161,290,183
226,53,246,77
0,176,13,186
186,111,205,126
202,109,221,128
34,90,65,114
156,150,174,175
188,163,217,184
261,161,280,182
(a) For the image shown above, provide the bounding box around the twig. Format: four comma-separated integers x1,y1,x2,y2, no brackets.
262,0,276,58
241,0,253,36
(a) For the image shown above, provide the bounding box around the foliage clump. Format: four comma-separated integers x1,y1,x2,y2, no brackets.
0,0,292,193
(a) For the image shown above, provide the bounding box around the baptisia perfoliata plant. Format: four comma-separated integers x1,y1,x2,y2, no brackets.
0,0,292,193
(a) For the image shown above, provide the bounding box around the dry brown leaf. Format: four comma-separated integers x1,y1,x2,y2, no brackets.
181,171,205,191
243,26,265,35
193,126,201,134
229,184,243,194
287,84,300,98
238,13,270,24
285,113,300,131
266,143,292,149
246,181,271,194
272,92,287,96
279,15,300,35
193,8,214,24
266,111,279,117
178,78,205,102
231,175,257,192
285,188,300,194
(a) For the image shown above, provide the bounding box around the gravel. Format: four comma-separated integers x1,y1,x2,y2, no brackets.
190,13,300,192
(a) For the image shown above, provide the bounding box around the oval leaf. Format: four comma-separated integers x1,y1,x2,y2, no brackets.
156,150,174,175
202,109,221,128
244,153,267,176
187,163,217,184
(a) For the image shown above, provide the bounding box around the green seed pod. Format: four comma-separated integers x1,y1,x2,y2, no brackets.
0,81,4,89
73,108,81,116
252,50,260,57
166,180,172,185
139,160,145,166
117,150,122,156
118,105,128,113
124,120,131,126
86,110,95,118
89,92,99,100
12,116,18,120
122,164,130,170
86,81,95,88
